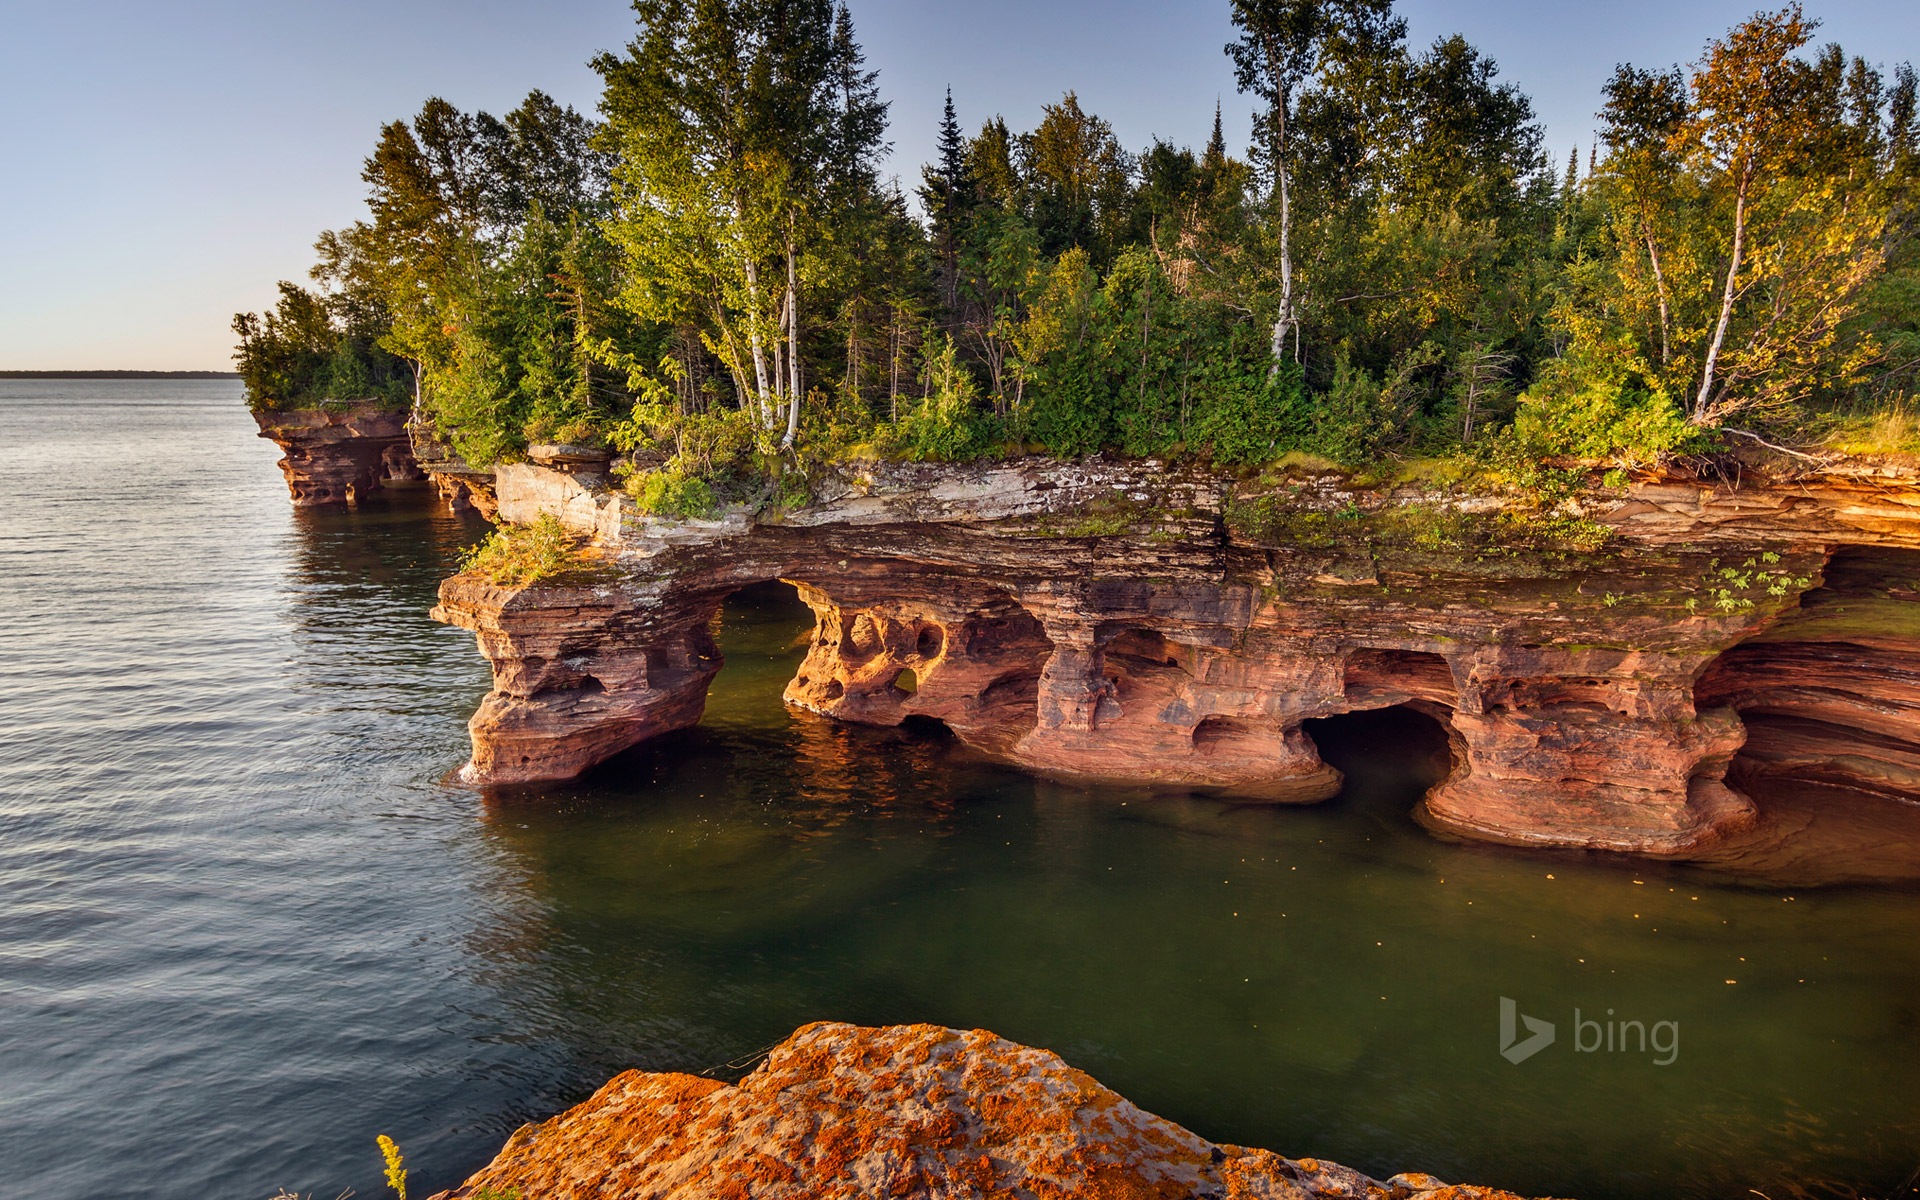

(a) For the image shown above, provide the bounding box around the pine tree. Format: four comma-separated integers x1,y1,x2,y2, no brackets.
1206,98,1227,167
938,88,966,187
1565,143,1580,194
919,88,973,317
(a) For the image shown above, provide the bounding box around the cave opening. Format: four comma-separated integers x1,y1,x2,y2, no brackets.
699,579,816,733
702,579,968,756
1302,705,1457,797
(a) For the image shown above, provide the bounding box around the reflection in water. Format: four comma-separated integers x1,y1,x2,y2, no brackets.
468,586,1920,1200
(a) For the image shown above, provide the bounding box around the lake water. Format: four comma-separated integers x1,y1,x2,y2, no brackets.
2,380,1917,1200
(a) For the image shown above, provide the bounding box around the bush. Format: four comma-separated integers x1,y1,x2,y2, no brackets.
1189,361,1306,466
627,469,718,519
460,514,606,585
882,335,1001,460
1509,343,1703,466
232,283,411,413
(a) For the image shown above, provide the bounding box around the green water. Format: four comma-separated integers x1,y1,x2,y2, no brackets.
478,584,1920,1200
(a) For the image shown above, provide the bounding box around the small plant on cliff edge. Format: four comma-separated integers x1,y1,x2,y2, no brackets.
1690,551,1813,613
376,1135,407,1200
626,468,718,519
461,514,607,586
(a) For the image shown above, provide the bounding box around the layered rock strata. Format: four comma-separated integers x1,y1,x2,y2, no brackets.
429,1022,1538,1200
432,457,1920,855
253,402,422,506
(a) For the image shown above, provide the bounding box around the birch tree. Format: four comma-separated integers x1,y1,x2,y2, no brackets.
1226,0,1396,368
1677,4,1818,422
597,0,887,452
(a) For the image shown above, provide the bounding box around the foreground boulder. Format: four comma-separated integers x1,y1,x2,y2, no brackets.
432,1022,1538,1200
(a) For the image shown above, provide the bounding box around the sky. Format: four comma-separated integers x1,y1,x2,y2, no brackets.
2,1,1917,371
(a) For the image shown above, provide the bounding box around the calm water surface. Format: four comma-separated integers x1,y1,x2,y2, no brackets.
1,381,1917,1200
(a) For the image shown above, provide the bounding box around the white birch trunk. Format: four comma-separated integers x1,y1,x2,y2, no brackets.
783,241,801,449
1269,94,1295,371
1695,175,1748,421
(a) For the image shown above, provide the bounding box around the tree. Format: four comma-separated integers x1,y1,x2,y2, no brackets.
1598,65,1690,367
918,89,973,315
597,0,889,450
1678,4,1819,421
1227,0,1398,367
1023,92,1134,262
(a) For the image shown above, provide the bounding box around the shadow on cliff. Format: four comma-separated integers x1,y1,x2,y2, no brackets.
1685,547,1920,889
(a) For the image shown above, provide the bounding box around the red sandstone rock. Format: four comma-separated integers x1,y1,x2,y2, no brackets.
429,576,723,786
253,402,420,506
431,457,1920,856
430,1023,1543,1200
407,415,500,519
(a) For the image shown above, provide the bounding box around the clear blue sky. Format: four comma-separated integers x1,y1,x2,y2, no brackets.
2,0,1915,370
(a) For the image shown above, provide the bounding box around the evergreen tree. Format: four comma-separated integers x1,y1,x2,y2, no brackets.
919,89,974,317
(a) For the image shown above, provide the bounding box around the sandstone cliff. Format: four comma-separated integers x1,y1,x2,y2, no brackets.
430,1022,1541,1200
430,455,1920,861
253,402,422,506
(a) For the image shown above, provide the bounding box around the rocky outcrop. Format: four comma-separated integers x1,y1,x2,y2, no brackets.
253,402,422,506
432,457,1920,857
407,416,499,519
431,1022,1538,1200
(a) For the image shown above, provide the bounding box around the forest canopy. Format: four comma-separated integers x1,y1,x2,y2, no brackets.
234,1,1920,514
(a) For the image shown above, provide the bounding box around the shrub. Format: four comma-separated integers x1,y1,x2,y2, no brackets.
627,469,718,519
1509,342,1704,467
886,335,1002,461
1189,361,1306,466
461,514,606,585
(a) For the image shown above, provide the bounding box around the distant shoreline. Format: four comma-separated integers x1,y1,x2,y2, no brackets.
0,370,238,379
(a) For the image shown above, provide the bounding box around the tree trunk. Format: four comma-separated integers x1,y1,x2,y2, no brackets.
1695,173,1749,421
783,240,802,450
1269,88,1295,372
737,197,774,429
743,255,774,429
1644,223,1672,366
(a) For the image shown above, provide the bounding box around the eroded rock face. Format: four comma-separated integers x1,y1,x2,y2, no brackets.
432,458,1920,857
253,403,421,506
430,1022,1540,1200
407,417,500,519
429,577,724,786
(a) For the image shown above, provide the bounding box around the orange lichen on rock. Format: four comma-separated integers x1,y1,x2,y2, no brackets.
431,1023,1545,1200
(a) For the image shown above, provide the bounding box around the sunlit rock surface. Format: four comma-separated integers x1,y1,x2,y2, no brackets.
252,402,421,506
430,1022,1542,1200
433,456,1920,861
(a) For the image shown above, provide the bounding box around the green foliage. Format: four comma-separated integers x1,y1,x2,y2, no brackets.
460,514,607,585
887,334,1000,460
1188,362,1305,465
626,469,719,519
232,283,410,412
1687,551,1814,614
248,3,1919,489
1507,340,1705,465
